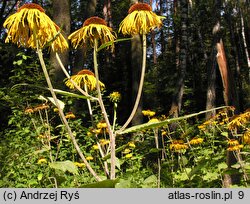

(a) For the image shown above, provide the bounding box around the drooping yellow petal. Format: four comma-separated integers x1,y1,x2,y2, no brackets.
119,3,164,35
3,3,68,52
65,69,105,91
68,16,116,50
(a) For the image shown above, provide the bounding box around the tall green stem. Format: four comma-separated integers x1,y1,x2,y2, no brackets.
37,47,101,181
93,39,116,179
117,34,147,133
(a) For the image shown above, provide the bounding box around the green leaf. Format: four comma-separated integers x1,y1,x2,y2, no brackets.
22,55,28,60
97,38,132,52
188,159,207,178
81,179,119,188
107,157,121,170
203,172,219,181
218,162,228,171
49,160,78,175
142,175,157,188
52,88,91,100
102,144,129,161
221,132,228,137
148,148,162,154
28,179,38,186
11,83,91,100
47,97,65,110
15,60,23,65
115,179,131,188
231,163,241,169
50,136,60,141
174,170,191,181
38,95,48,102
33,145,50,154
118,106,229,135
37,173,43,181
244,163,250,170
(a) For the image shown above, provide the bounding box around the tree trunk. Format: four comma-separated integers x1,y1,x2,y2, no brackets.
205,46,217,119
73,0,97,72
128,0,143,126
239,7,250,81
0,0,18,31
131,34,143,126
159,0,165,54
50,0,71,88
225,6,243,111
103,0,112,28
169,0,188,117
210,0,240,187
150,0,157,64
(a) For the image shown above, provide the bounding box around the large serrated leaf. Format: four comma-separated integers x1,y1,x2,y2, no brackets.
49,160,78,175
117,106,229,135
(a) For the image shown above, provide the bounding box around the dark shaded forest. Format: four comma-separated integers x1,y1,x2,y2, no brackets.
0,0,249,188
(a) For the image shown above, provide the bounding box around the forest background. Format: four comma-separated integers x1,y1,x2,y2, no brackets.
0,0,249,188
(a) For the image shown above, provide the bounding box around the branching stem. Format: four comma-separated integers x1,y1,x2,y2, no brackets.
37,46,101,181
93,39,116,179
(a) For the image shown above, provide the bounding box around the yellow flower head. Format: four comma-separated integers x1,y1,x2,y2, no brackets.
128,142,136,148
65,69,105,91
68,16,116,49
37,158,47,164
119,3,164,35
123,148,131,154
65,112,76,119
87,131,93,137
33,104,50,112
148,118,159,123
99,139,110,146
228,110,250,130
243,130,250,145
74,162,86,168
142,109,156,117
161,130,167,136
92,144,99,150
227,139,239,146
24,107,34,114
97,121,108,129
170,140,188,152
93,129,102,135
227,145,244,151
86,156,94,161
125,153,133,159
189,137,204,145
3,3,68,52
109,92,122,103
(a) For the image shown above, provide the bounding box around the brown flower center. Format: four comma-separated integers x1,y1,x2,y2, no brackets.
77,69,95,76
83,17,107,27
128,3,152,14
18,3,45,13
